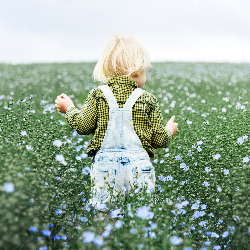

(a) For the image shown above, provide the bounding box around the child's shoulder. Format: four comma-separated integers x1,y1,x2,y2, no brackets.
88,87,158,105
139,90,158,104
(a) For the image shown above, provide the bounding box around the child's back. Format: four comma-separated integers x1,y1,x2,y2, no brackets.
56,34,178,205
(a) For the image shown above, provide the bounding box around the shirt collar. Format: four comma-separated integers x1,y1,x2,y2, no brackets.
107,76,138,88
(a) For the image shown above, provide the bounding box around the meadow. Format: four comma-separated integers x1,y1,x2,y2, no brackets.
0,62,249,250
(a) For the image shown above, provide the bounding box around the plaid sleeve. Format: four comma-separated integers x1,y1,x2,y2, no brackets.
148,93,172,148
65,88,98,135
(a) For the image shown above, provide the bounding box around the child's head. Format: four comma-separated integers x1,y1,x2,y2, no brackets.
93,34,152,83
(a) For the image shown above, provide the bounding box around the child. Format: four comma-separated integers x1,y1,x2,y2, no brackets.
55,34,178,206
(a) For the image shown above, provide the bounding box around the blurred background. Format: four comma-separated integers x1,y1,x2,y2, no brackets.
1,0,250,64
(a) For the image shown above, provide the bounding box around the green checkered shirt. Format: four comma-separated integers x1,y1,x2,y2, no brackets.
65,76,172,158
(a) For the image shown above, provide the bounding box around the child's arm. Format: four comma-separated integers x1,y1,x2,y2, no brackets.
165,116,178,139
55,90,98,135
148,94,178,148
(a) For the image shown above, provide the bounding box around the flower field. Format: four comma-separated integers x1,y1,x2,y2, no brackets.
0,62,249,250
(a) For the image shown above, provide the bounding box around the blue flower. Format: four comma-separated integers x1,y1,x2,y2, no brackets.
136,206,154,219
94,236,104,246
83,231,95,243
186,120,192,125
54,235,60,240
3,183,14,193
170,236,181,245
81,153,88,159
158,175,164,181
130,228,136,234
224,169,229,175
53,140,62,147
80,217,88,222
110,209,120,218
21,131,27,136
211,232,219,238
29,226,38,232
204,241,211,246
82,167,91,175
197,146,202,152
115,220,123,228
213,245,221,249
213,154,221,160
165,175,173,181
39,247,47,250
243,157,249,163
203,182,210,186
191,203,199,210
102,230,110,237
184,248,193,250
55,209,63,215
222,231,229,238
237,137,244,144
138,244,144,248
153,159,158,163
175,155,181,160
201,204,207,210
41,229,51,237
61,235,67,240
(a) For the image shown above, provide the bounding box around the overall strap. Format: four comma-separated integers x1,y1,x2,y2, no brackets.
98,85,119,109
123,88,146,110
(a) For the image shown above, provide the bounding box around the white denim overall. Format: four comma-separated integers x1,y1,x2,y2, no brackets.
89,85,155,205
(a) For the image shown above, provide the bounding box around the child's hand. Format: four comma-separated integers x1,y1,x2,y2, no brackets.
165,116,178,139
55,93,75,113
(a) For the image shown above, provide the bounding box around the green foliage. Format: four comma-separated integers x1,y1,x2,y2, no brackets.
0,62,249,249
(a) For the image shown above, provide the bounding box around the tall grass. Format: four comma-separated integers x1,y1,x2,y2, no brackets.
0,62,249,250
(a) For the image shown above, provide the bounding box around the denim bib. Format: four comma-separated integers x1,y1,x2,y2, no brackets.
89,85,155,205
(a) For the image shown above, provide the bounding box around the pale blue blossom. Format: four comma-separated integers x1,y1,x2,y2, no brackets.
213,154,221,160
55,154,67,165
136,206,154,219
115,220,123,228
94,236,104,246
29,226,38,232
224,169,229,175
211,232,219,238
55,209,63,215
3,183,14,193
205,167,211,172
61,234,67,240
110,209,120,218
201,204,207,210
21,131,27,136
165,175,173,181
42,229,51,237
170,236,181,245
203,182,210,186
191,203,199,210
237,137,244,144
53,140,62,147
217,187,222,192
83,231,95,243
186,120,192,125
243,157,249,163
82,167,91,175
213,246,221,250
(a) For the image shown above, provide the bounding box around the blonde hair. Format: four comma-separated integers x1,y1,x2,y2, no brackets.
93,34,152,83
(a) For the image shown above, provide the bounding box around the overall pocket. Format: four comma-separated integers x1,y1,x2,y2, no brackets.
90,163,116,203
137,162,155,191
